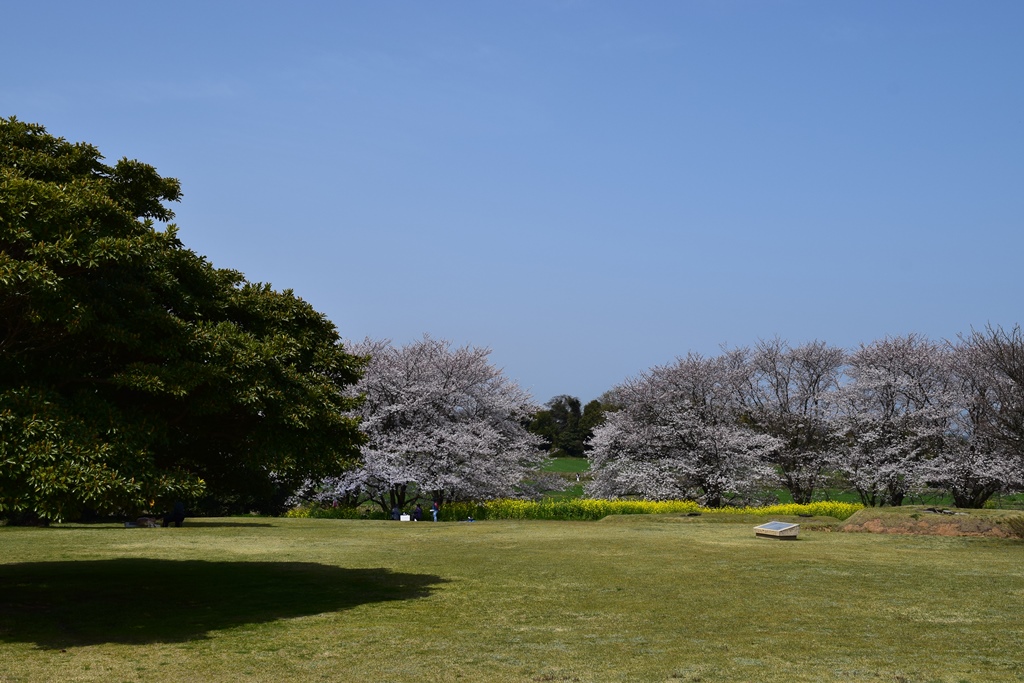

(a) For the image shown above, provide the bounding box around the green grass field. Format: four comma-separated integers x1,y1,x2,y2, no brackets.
2,515,1022,682
538,457,589,500
542,457,591,473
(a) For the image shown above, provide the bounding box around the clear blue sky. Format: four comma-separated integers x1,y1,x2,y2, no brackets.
4,2,1022,403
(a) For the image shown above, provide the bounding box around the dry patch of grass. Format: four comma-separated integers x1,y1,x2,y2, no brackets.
839,505,1024,537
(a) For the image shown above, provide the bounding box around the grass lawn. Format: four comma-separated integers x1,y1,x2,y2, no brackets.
1,515,1022,682
539,457,589,500
542,457,591,473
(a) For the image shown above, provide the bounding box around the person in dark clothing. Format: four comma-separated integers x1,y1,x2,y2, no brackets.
162,501,186,528
413,504,423,521
391,504,401,520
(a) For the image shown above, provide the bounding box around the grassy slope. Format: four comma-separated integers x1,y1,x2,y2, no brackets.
540,457,589,500
839,505,1024,536
1,517,1022,683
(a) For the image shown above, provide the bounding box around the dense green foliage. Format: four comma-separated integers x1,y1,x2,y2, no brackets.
527,394,609,457
0,118,365,521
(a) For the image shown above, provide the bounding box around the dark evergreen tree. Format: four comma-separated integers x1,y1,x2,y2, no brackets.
528,394,609,458
0,118,365,521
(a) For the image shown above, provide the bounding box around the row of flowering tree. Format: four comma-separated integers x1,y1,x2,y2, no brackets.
301,336,547,515
297,327,1022,514
588,327,1024,508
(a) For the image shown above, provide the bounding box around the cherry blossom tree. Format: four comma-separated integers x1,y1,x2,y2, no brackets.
834,334,955,506
922,333,1024,507
312,336,544,514
736,339,846,504
587,353,779,506
961,325,1024,454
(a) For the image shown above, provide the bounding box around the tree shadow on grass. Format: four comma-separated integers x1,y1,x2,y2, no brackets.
43,522,277,531
0,560,445,649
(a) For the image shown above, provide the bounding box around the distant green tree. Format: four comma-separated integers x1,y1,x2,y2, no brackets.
528,395,609,458
0,118,365,521
580,399,608,436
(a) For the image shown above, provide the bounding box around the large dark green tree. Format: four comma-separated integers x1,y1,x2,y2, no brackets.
528,395,609,458
0,118,365,521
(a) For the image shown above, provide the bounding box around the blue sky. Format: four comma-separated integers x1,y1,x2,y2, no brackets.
4,2,1022,403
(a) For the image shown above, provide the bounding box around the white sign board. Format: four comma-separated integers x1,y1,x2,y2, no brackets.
754,521,799,539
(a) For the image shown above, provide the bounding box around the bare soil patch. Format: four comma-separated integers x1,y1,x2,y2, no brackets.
839,506,1022,537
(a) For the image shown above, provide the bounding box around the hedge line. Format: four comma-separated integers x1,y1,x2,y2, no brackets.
439,499,862,521
288,499,863,521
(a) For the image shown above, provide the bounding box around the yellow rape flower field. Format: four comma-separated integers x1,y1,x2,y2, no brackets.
1,513,1022,682
452,498,864,521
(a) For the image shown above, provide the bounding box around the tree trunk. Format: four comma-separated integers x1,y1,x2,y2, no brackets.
952,482,999,509
387,484,408,514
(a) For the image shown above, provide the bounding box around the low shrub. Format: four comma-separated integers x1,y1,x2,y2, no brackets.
286,499,863,522
708,501,863,521
437,499,862,522
285,503,386,520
